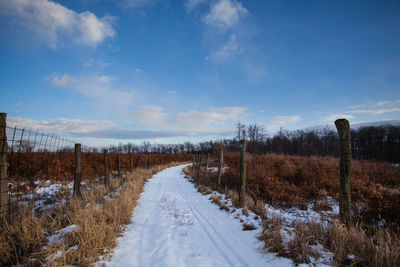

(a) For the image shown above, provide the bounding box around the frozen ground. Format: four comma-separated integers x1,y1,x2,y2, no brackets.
99,165,294,267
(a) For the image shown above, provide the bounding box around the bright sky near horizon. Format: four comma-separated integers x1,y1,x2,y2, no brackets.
1,0,400,146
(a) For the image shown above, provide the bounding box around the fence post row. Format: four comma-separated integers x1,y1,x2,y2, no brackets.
0,113,8,220
239,139,247,207
335,119,352,227
104,149,109,187
218,148,223,187
73,143,82,198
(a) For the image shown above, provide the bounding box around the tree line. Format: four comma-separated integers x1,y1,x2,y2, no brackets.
81,123,400,164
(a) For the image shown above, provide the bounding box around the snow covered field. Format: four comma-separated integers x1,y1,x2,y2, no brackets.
99,165,294,267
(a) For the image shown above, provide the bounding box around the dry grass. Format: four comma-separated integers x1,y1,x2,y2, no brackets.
258,215,285,255
258,217,400,266
325,223,400,266
0,208,45,265
0,162,182,266
209,195,230,212
286,220,325,264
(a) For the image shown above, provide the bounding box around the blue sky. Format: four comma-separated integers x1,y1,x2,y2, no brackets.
1,0,400,146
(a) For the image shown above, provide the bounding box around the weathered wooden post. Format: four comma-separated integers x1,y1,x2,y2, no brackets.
130,154,133,173
218,148,223,187
196,154,202,177
0,113,8,220
335,118,352,227
137,155,141,169
118,153,121,178
239,140,247,207
73,143,82,198
205,153,210,179
104,149,109,186
144,155,148,169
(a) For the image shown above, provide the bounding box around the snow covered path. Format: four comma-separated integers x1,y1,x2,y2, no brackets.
103,165,292,267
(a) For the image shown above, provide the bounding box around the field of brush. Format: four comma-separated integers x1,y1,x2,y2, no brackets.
1,152,191,266
186,153,400,266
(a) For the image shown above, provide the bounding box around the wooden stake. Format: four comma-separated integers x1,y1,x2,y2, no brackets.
73,144,82,198
239,140,247,207
335,118,352,227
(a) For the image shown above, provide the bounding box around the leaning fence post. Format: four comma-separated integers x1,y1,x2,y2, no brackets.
104,149,109,187
0,113,8,220
239,140,247,207
73,143,82,198
335,119,352,227
218,148,223,187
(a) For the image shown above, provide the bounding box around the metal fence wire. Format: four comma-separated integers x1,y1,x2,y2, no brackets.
6,126,76,153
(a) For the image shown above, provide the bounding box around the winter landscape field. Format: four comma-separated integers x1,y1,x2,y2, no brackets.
1,0,400,266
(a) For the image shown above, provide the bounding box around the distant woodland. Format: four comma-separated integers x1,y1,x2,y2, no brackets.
102,124,400,164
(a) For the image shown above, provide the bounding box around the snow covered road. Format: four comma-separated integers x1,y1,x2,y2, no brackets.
102,165,292,267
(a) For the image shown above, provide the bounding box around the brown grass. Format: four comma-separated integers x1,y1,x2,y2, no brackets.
325,223,400,266
0,163,182,266
185,153,400,265
258,215,285,255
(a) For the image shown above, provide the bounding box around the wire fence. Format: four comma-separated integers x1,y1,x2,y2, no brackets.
6,126,76,153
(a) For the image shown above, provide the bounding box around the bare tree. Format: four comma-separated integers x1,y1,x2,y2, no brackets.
235,122,246,140
247,123,266,143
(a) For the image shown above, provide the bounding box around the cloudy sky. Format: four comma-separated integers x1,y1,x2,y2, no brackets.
1,0,400,145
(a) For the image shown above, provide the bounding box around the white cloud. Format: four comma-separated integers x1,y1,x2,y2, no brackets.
208,34,241,61
0,0,116,48
322,114,354,122
7,116,115,134
83,58,111,68
185,0,208,12
349,104,367,109
46,73,75,87
203,0,248,29
373,101,391,107
263,115,301,125
45,72,134,110
131,106,246,129
351,108,400,115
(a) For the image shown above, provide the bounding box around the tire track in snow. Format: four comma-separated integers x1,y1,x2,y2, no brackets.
175,174,250,267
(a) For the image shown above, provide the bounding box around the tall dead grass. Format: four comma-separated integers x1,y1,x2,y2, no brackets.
187,154,400,266
0,163,182,266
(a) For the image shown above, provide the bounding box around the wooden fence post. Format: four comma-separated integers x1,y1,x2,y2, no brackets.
205,153,209,179
104,149,108,187
0,113,8,220
118,153,121,178
239,140,247,207
335,119,352,227
73,143,82,198
130,154,133,173
196,154,202,177
137,155,141,169
218,148,223,188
